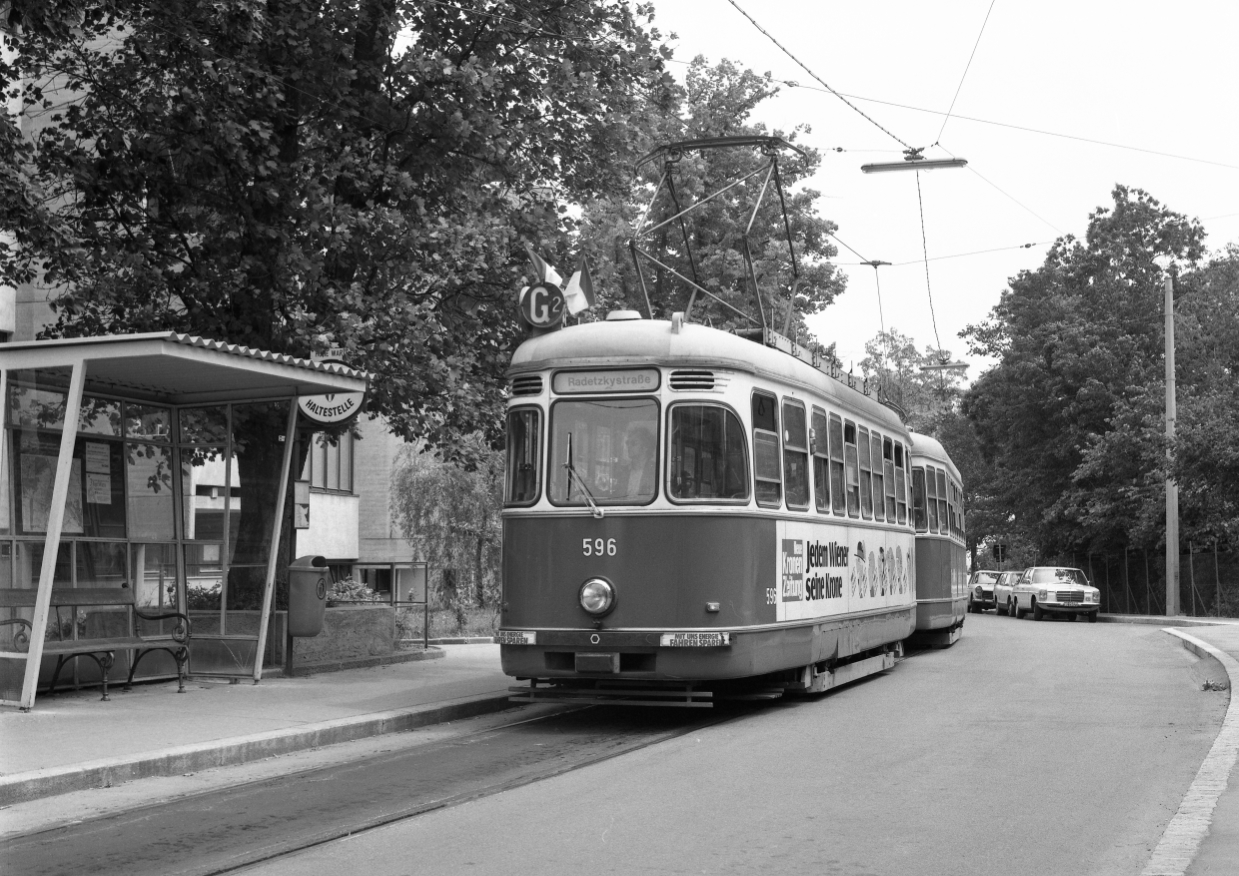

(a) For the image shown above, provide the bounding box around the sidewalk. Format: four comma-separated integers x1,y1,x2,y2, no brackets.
0,644,514,806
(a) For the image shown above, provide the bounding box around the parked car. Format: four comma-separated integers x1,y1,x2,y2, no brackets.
967,570,999,612
1009,566,1101,622
993,570,1022,616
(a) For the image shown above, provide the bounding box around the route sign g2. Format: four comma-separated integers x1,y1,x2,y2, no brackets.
520,283,565,329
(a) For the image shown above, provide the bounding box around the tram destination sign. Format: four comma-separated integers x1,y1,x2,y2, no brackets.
553,368,660,394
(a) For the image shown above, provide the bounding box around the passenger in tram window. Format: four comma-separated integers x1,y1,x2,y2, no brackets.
674,468,698,498
617,425,656,498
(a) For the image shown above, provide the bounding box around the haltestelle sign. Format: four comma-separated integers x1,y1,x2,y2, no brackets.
298,353,366,426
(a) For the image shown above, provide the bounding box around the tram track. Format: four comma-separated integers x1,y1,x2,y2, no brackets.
0,704,747,876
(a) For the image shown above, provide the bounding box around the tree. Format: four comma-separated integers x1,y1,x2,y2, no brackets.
3,1,670,605
1170,244,1239,544
960,185,1206,558
857,328,966,432
3,1,670,441
576,56,845,349
390,436,503,627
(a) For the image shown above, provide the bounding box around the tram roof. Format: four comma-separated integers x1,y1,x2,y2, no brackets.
509,316,903,429
910,431,962,482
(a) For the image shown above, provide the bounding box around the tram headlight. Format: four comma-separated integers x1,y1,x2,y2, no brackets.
579,577,616,616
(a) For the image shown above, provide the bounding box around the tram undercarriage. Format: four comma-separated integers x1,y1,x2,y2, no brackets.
505,607,914,708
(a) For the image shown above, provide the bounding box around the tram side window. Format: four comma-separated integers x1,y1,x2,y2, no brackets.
782,400,809,510
884,439,899,522
667,405,750,501
936,469,949,535
925,466,939,532
905,446,914,523
811,408,829,513
504,408,541,505
912,465,928,532
858,426,873,519
870,431,884,521
894,443,908,525
844,419,860,517
829,414,845,515
751,392,782,507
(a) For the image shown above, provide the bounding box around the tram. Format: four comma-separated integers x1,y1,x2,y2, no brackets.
908,433,968,647
499,311,930,706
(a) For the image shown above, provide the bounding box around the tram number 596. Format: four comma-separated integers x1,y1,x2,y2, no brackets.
582,538,617,557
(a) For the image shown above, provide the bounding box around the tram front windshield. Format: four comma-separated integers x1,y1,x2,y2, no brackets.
549,399,659,505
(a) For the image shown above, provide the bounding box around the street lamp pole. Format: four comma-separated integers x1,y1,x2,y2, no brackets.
1165,273,1180,617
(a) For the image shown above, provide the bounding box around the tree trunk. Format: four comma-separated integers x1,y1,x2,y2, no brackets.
227,402,299,610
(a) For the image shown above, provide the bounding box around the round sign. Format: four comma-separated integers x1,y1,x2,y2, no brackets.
298,356,367,426
519,283,565,329
298,390,365,426
316,578,327,601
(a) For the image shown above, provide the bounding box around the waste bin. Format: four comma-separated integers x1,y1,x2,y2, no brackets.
288,555,328,637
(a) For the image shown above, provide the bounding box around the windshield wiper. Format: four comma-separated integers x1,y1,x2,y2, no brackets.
564,432,604,519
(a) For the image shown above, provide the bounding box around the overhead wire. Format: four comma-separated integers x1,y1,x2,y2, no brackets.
890,240,1047,266
666,57,1239,173
723,0,913,150
914,170,945,359
935,0,997,144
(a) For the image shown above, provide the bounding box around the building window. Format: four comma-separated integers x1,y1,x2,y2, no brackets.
302,431,354,493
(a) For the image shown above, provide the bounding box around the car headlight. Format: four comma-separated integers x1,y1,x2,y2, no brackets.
1090,589,1100,601
1036,589,1048,600
579,577,616,616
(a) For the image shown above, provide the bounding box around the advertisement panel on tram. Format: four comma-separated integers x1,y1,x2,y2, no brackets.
776,521,915,622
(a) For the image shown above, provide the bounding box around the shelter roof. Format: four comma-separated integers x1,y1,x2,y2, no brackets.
0,332,370,405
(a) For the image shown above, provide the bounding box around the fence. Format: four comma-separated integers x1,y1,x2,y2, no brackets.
1043,545,1239,618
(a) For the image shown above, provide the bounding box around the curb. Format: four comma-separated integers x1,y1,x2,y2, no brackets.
1141,630,1239,875
0,690,516,807
1098,615,1230,627
278,645,445,677
426,636,497,645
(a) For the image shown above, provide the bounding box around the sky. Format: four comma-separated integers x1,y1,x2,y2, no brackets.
644,1,1239,377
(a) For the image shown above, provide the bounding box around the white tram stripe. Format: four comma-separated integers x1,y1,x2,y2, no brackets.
1141,629,1239,876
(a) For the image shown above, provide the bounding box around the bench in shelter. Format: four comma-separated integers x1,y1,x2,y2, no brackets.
0,587,190,701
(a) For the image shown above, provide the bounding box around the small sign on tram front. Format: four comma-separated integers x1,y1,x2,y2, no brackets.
519,283,565,329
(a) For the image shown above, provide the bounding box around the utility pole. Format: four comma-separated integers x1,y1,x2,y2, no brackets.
1165,273,1180,617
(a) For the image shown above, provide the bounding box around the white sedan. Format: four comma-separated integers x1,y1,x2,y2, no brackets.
1009,566,1101,622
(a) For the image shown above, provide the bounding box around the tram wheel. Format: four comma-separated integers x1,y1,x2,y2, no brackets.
1033,601,1044,621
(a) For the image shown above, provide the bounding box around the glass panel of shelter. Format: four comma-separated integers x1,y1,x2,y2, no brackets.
1,380,296,691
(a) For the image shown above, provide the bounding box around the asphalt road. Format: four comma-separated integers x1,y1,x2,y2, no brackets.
2,613,1228,876
245,614,1228,876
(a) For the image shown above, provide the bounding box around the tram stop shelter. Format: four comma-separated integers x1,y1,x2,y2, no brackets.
0,333,369,710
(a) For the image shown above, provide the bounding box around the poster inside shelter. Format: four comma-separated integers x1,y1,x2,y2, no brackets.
21,455,84,533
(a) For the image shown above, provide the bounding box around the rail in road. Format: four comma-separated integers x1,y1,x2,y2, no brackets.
0,705,749,876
